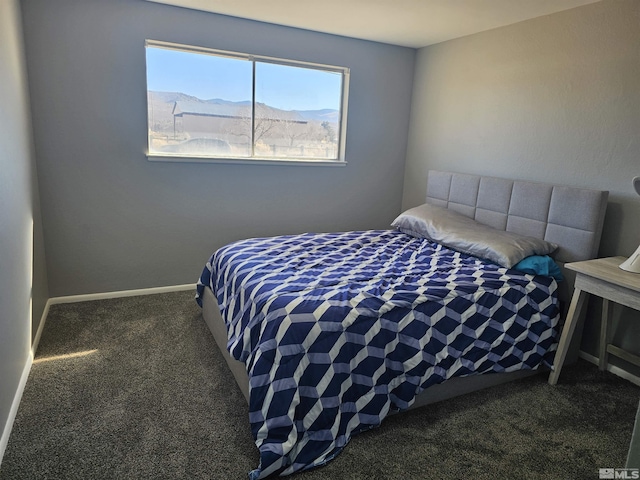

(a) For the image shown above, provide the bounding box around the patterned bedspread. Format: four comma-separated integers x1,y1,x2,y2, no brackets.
196,230,559,478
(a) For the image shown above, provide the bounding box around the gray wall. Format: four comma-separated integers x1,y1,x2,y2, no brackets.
20,0,415,297
0,0,48,455
403,0,640,368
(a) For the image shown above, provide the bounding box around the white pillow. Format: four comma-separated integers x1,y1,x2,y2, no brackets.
391,203,557,268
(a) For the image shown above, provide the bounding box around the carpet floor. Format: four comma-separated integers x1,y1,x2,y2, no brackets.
1,290,639,479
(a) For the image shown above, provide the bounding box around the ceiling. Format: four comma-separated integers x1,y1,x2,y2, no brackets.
148,0,601,48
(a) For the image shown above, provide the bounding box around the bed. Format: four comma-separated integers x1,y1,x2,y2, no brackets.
196,170,608,479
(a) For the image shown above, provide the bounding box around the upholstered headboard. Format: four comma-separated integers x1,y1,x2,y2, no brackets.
425,171,609,265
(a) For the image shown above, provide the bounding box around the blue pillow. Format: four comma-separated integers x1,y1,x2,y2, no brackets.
513,255,564,281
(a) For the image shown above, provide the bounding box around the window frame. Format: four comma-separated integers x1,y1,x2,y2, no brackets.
145,40,350,166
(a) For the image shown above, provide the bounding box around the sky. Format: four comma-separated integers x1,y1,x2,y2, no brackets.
146,46,342,111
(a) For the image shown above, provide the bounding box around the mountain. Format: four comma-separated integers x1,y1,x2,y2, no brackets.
205,98,252,106
149,91,338,124
148,91,203,104
204,98,339,123
296,109,339,123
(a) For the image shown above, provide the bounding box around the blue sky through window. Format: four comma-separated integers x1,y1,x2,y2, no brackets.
146,46,342,111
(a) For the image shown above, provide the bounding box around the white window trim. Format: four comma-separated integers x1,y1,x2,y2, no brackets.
145,40,350,165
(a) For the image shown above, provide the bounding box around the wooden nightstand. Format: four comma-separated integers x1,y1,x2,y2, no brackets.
548,256,640,385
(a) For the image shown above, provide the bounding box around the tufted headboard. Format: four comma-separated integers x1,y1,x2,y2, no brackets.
425,170,609,265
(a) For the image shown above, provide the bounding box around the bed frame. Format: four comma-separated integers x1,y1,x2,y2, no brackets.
201,170,609,406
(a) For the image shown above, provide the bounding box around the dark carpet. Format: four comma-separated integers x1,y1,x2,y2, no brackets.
1,290,638,479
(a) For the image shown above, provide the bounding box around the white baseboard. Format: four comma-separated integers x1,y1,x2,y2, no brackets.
0,351,33,467
579,350,640,387
32,299,51,355
48,283,196,305
0,295,52,467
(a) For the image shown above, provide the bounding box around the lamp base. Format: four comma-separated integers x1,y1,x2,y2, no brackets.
620,245,640,273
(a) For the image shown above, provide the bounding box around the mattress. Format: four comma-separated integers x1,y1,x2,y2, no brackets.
196,229,560,478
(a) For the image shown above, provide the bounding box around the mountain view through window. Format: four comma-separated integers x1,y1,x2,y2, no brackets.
146,42,347,161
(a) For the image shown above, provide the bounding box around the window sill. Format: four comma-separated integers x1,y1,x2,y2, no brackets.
146,153,347,167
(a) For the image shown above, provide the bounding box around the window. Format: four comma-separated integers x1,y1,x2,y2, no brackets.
145,40,349,163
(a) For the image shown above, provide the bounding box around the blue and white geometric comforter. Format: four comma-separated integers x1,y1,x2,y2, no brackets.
196,230,559,479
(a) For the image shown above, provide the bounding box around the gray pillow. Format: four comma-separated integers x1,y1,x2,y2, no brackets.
391,203,557,268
